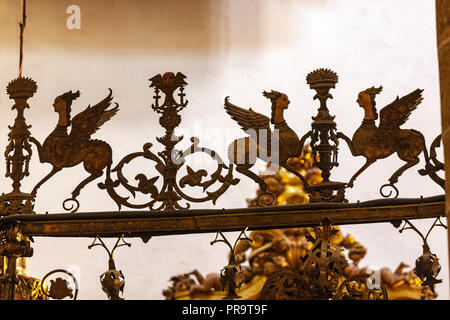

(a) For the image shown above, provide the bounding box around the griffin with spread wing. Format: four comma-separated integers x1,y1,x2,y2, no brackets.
30,89,119,199
337,86,428,188
225,91,308,198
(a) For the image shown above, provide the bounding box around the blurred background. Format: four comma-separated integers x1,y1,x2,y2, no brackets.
0,0,447,299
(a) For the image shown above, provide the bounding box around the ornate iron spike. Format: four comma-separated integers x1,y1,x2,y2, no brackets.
88,235,130,300
0,77,37,216
305,69,347,203
418,134,445,189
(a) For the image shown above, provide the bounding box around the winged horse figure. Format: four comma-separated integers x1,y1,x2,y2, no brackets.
337,86,430,188
224,90,308,199
30,89,119,199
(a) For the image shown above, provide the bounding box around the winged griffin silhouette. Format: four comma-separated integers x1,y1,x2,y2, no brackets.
224,90,308,198
337,86,429,188
30,89,119,199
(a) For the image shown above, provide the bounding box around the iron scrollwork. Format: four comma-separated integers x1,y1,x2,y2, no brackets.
419,133,445,189
98,72,239,211
0,77,37,216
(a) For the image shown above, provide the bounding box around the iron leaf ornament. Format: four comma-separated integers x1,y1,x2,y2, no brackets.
210,228,253,300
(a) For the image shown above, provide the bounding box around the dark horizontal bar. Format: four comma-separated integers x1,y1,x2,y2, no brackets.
0,195,445,238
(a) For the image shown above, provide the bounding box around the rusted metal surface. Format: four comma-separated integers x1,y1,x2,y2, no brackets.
305,69,347,203
0,195,444,238
210,229,253,300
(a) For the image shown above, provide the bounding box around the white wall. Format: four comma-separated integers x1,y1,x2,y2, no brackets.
0,0,447,299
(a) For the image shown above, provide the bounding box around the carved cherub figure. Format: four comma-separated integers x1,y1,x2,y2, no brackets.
30,90,119,199
187,269,222,295
224,91,308,200
338,86,429,188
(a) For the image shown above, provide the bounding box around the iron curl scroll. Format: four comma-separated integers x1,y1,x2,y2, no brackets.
98,72,239,211
39,269,79,300
419,133,445,189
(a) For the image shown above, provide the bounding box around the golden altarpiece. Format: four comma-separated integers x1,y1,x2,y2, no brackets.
0,1,449,301
163,150,439,300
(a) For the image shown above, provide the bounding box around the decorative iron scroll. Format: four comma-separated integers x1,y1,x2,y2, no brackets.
98,72,239,211
419,134,445,189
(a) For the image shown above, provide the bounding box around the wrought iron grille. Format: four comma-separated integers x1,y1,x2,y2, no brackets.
0,0,447,301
